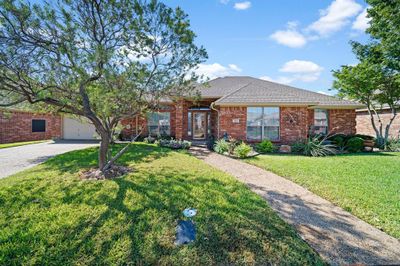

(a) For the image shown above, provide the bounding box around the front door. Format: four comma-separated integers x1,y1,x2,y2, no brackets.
193,112,207,140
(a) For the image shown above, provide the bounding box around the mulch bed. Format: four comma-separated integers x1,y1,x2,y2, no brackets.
79,165,132,180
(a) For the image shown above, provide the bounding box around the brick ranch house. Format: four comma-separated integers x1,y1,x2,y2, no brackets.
0,76,366,145
121,76,364,144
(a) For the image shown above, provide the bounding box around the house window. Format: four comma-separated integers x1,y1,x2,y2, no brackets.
314,109,328,135
32,119,46,132
246,107,280,141
147,112,170,136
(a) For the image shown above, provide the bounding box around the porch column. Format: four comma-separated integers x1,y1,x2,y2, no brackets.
175,99,187,140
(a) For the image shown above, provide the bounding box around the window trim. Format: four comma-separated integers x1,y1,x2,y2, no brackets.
246,107,280,141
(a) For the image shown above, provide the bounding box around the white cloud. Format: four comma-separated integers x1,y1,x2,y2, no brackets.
262,60,324,85
220,0,230,4
270,24,307,48
195,63,242,80
280,60,324,74
307,0,362,36
352,8,370,31
234,1,251,10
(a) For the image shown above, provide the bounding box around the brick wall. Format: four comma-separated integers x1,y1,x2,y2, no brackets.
280,107,309,144
329,109,356,135
219,106,247,140
356,109,400,138
0,109,61,144
175,100,189,140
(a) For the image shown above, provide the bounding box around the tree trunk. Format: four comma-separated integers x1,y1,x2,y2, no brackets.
99,134,110,170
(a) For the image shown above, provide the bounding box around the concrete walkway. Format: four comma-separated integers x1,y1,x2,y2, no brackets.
0,140,98,179
189,147,400,265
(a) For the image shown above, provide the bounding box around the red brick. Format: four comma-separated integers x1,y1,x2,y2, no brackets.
0,109,61,144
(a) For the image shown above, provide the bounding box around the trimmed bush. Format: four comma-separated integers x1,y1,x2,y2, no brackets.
331,135,346,152
156,139,191,149
214,139,229,154
144,136,156,143
346,137,364,153
233,142,252,158
256,140,275,153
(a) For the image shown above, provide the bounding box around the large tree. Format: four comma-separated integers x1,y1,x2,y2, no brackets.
333,0,400,148
0,0,207,172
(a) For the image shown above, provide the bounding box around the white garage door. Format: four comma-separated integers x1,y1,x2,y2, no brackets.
63,117,98,140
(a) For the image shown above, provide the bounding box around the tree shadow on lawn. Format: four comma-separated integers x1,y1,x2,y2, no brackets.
42,143,171,174
1,144,323,265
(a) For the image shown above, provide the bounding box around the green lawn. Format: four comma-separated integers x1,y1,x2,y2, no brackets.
0,140,49,149
0,144,323,265
245,153,400,239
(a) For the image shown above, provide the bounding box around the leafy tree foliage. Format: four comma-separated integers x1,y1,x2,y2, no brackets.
333,0,400,148
0,0,207,170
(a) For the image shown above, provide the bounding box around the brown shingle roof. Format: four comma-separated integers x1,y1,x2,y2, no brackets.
196,76,364,108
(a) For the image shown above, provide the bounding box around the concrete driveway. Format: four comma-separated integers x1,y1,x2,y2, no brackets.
0,140,99,179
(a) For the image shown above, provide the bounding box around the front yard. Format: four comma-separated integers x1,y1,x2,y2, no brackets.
245,152,400,239
0,144,322,265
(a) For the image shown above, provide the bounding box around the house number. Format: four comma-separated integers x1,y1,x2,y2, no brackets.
232,118,240,124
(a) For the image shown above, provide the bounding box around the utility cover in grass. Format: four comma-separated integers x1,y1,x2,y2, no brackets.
175,220,196,246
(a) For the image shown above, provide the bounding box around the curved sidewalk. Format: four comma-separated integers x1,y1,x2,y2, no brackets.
189,147,400,265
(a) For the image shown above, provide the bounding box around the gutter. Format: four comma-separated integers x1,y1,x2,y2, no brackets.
210,102,220,139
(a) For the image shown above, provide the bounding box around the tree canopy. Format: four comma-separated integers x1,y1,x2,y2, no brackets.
333,0,400,147
0,0,207,172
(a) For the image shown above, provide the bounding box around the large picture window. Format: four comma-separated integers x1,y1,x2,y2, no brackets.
147,112,170,136
247,107,280,141
314,109,328,135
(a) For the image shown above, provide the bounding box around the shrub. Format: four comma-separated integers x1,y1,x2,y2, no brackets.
256,140,275,153
227,137,241,155
295,136,336,157
156,139,191,149
214,139,229,154
291,141,305,154
144,136,156,143
386,138,400,152
346,137,364,153
233,142,252,158
331,135,346,152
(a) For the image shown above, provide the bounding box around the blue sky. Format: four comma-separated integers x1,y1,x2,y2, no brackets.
167,0,370,95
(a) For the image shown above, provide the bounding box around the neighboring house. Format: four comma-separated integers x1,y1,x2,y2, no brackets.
356,104,400,139
0,109,98,144
121,76,364,144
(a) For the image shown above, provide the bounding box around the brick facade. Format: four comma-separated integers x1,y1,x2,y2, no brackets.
328,109,356,135
280,107,309,144
219,106,247,140
118,100,358,144
356,109,400,138
0,109,61,144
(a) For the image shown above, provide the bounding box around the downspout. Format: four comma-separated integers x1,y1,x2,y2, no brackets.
210,102,220,139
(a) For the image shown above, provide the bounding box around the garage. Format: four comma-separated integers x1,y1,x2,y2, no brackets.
62,116,99,140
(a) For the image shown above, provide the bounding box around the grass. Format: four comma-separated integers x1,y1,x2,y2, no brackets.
0,143,323,265
0,140,49,149
245,152,400,239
